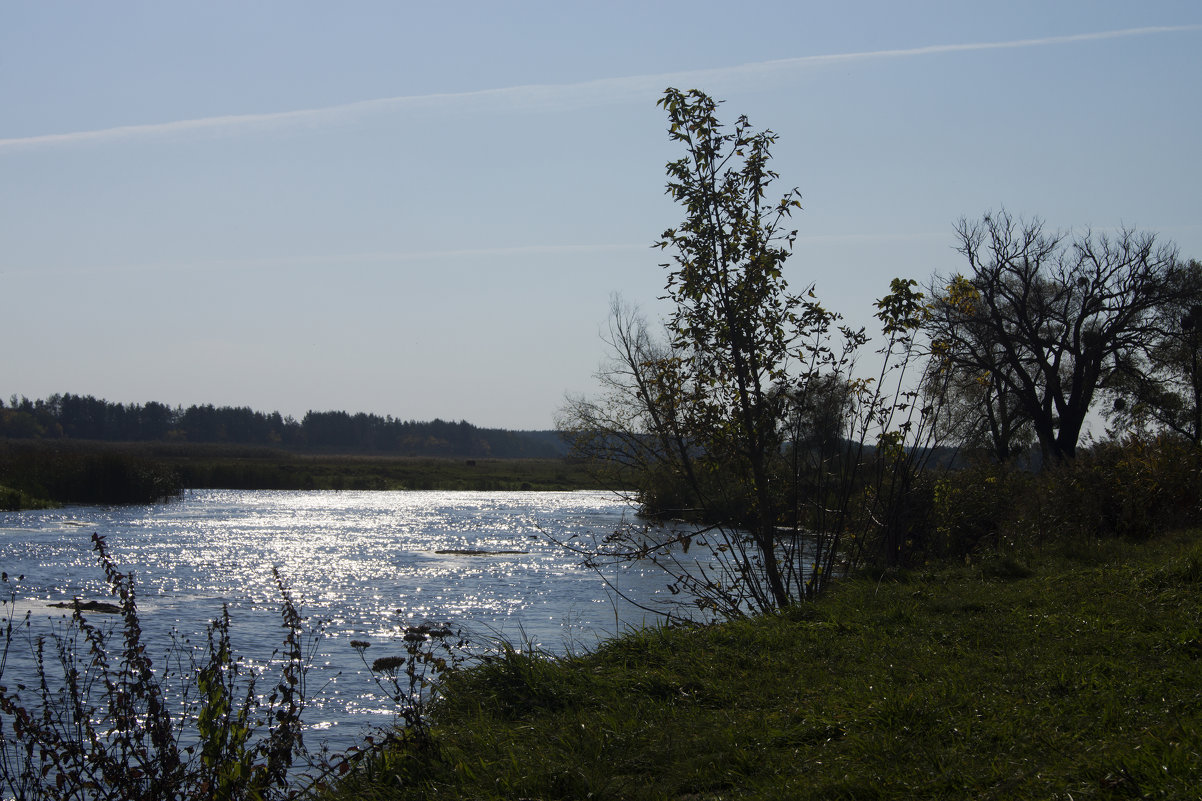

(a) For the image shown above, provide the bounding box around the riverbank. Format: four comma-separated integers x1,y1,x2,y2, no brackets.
0,439,618,508
165,448,610,492
322,530,1202,799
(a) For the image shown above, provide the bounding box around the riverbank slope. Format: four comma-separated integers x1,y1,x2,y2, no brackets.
324,531,1202,800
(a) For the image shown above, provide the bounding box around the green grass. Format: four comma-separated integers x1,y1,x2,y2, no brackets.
321,532,1202,800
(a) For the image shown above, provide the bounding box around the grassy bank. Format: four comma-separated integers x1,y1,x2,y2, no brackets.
324,532,1202,800
0,439,617,508
161,449,609,492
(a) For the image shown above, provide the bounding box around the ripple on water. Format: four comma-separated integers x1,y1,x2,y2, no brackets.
0,489,672,751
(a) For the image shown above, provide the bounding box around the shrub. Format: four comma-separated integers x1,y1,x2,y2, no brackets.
0,534,316,800
1034,435,1202,541
925,435,1202,557
930,461,1032,557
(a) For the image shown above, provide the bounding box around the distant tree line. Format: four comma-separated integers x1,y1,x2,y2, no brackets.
0,394,566,458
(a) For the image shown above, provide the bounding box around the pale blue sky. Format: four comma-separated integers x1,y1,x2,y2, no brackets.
2,2,1200,429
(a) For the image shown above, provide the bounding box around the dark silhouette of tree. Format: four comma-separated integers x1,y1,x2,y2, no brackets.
0,394,563,457
926,210,1184,462
562,89,875,613
924,279,1035,462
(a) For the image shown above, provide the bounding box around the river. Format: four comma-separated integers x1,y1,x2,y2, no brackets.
0,489,679,752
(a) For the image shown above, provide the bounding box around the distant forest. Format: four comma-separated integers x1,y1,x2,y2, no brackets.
0,394,567,458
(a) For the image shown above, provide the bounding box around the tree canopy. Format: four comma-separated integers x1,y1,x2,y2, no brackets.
926,210,1185,462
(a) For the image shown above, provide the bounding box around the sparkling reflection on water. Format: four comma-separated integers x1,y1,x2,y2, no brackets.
0,489,672,750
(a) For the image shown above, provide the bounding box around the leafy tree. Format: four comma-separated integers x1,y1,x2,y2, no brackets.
926,210,1184,462
562,89,882,614
655,87,822,608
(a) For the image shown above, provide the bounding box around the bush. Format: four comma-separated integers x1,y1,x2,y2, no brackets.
930,461,1032,557
1034,435,1202,541
924,436,1202,558
0,484,52,511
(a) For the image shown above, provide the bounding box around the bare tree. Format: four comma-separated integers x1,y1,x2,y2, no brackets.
925,275,1035,461
558,296,698,516
926,210,1183,462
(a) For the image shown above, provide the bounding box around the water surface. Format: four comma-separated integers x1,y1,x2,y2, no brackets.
0,489,671,749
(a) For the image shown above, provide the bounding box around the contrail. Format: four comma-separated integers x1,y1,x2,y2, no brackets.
2,24,1198,152
0,242,650,278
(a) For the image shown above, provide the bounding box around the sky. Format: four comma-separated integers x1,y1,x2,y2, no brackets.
2,1,1200,430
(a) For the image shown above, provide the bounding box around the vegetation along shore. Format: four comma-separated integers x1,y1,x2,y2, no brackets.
0,439,611,510
0,395,593,507
320,88,1202,799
